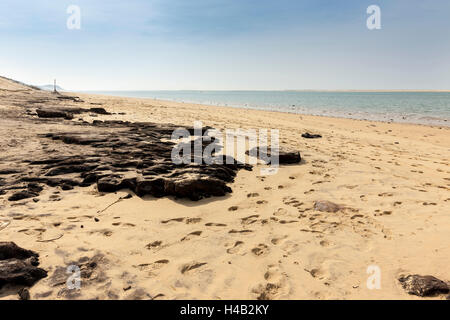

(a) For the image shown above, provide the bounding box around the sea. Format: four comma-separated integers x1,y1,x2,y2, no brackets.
88,91,450,127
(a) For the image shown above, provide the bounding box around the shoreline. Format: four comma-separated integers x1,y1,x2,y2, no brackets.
76,91,450,129
73,91,450,130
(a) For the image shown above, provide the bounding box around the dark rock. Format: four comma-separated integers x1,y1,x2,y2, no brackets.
8,190,38,201
61,184,74,191
45,164,97,176
0,169,22,175
97,176,124,193
8,120,254,201
278,150,301,164
399,275,449,297
136,178,166,197
0,259,47,288
18,287,30,300
89,107,110,115
56,95,83,103
36,109,73,120
302,133,322,139
27,183,43,194
0,242,47,289
247,147,301,165
165,177,231,201
0,242,38,260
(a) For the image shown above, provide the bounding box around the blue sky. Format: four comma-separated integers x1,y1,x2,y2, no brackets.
0,0,449,90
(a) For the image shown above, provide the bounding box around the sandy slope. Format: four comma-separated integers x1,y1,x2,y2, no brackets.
0,81,449,300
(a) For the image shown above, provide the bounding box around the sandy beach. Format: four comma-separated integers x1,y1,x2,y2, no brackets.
0,76,449,300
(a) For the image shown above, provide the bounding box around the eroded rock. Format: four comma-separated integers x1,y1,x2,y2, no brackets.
3,120,253,201
0,242,47,289
399,274,449,297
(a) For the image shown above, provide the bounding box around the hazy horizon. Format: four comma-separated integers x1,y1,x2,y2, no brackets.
1,0,449,91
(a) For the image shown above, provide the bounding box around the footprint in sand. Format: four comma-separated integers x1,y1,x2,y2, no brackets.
228,206,239,212
180,262,207,274
305,267,326,280
161,217,185,224
89,229,113,237
273,208,288,216
135,260,169,275
241,215,259,225
378,192,393,197
251,244,269,256
374,211,392,217
229,229,253,234
271,235,288,245
247,193,259,198
145,240,162,250
181,231,202,241
319,239,333,247
252,265,289,300
278,219,298,224
205,222,227,227
226,241,244,254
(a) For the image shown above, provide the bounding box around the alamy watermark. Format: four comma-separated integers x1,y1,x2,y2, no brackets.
367,5,381,30
65,5,381,31
171,121,280,175
67,5,81,30
366,265,381,290
66,264,81,290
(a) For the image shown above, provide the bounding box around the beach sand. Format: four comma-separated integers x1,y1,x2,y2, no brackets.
0,77,449,300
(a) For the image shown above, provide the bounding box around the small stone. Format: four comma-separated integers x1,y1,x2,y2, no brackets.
302,133,322,139
18,288,30,300
314,200,342,213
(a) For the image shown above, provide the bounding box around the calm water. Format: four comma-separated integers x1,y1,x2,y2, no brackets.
89,91,450,126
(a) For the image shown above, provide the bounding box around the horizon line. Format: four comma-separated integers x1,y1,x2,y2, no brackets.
74,89,450,93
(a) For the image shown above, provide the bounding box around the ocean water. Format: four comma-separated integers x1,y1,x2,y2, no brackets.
89,91,450,127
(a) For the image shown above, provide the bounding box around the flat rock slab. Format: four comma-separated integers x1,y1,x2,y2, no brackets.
399,274,449,297
1,120,252,201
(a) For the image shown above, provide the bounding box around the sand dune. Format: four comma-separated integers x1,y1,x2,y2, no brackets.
0,78,449,300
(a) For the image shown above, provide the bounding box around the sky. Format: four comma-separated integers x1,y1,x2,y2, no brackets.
0,0,449,90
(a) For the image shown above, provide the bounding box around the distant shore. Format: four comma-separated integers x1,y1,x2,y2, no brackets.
80,90,450,128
